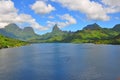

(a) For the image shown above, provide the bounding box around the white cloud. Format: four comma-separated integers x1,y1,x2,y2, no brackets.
52,0,120,21
0,0,17,26
60,14,77,24
17,14,48,30
52,0,110,21
31,1,55,14
0,0,18,14
47,14,77,28
0,0,48,31
102,0,120,13
102,0,120,7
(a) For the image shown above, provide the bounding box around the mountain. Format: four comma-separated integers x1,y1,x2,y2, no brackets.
112,24,120,31
30,23,120,44
4,23,21,32
29,24,68,42
21,27,39,40
0,23,39,40
52,24,62,33
1,23,120,44
94,33,120,44
113,34,120,44
0,29,16,38
0,34,27,49
63,24,120,44
83,23,102,30
23,27,35,34
51,24,66,36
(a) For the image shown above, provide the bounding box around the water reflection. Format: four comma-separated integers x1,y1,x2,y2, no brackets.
0,43,120,80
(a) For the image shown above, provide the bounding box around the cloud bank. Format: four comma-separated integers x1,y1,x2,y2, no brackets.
0,0,48,30
31,1,55,14
47,14,77,28
52,0,120,21
0,0,120,32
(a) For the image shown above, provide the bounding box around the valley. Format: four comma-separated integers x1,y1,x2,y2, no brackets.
0,23,120,47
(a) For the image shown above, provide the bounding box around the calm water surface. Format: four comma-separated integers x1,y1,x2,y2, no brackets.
0,43,120,80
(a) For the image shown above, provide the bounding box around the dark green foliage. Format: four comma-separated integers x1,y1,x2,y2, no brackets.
1,23,120,45
30,23,120,44
29,24,69,43
62,29,119,43
114,34,120,39
0,34,27,49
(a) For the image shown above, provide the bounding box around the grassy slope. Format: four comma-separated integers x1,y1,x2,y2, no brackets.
62,29,119,43
29,23,120,44
30,29,120,44
0,34,27,49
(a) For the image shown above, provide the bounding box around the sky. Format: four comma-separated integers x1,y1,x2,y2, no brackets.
0,0,120,34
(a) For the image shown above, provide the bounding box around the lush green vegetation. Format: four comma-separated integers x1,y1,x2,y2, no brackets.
1,23,120,45
62,29,119,43
30,23,120,44
29,24,69,43
0,35,28,49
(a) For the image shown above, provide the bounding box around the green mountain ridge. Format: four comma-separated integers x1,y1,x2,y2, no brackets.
30,24,68,42
0,23,120,44
30,23,120,44
0,23,39,40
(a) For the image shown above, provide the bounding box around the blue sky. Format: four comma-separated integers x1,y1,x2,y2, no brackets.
0,0,120,34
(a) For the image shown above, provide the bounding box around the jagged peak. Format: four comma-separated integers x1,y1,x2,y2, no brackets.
83,23,101,30
52,24,61,32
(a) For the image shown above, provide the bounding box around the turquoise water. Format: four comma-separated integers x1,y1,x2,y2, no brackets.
0,43,120,80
